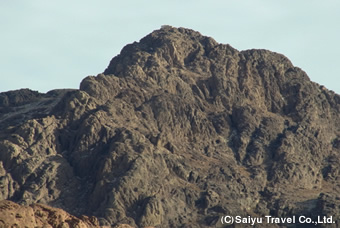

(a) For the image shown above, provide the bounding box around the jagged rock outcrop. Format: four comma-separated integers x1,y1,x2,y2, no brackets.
0,200,101,228
0,26,340,227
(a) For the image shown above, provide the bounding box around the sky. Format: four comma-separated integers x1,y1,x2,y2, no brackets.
1,0,339,94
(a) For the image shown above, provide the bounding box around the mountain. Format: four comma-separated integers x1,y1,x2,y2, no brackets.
1,26,340,228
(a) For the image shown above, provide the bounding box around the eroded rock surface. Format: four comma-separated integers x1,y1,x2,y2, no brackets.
0,200,101,228
0,26,340,227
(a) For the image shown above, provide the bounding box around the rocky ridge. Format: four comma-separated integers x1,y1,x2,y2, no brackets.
0,26,340,227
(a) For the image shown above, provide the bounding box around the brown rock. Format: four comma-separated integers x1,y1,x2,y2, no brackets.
0,26,340,227
0,200,101,228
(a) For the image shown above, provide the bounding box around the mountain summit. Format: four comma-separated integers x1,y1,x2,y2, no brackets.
1,26,340,227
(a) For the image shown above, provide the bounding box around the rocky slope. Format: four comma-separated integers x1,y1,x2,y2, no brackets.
0,200,101,228
0,26,340,227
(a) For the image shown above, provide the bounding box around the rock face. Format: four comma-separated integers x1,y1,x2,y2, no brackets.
0,200,101,228
0,26,340,227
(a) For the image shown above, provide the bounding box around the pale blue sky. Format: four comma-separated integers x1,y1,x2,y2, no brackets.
1,0,339,94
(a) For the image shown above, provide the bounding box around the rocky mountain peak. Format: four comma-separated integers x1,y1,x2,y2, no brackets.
103,26,222,76
1,26,340,227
